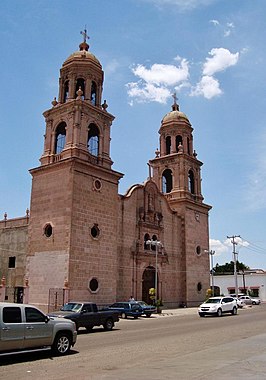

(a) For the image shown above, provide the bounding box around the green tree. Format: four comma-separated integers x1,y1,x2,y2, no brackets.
213,261,249,274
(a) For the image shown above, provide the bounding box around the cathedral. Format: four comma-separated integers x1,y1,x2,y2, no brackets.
0,33,211,311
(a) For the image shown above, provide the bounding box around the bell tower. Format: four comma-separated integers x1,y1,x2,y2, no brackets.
27,31,123,310
149,95,212,305
40,29,113,169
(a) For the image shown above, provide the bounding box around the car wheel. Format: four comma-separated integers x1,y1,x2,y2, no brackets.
145,313,151,318
104,318,114,331
231,306,237,315
52,332,71,355
85,326,93,332
199,313,205,317
217,308,222,317
121,312,127,319
252,301,256,305
133,316,138,319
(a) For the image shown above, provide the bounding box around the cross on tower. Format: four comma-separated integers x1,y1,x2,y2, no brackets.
171,92,179,111
80,27,90,43
172,92,178,104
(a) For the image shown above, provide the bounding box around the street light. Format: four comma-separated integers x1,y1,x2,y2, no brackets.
205,249,215,297
146,240,163,305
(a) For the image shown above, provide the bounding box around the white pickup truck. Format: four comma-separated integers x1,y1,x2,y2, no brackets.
0,302,77,356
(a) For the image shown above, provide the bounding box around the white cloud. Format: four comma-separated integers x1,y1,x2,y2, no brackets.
224,23,234,37
210,239,229,257
127,47,239,103
126,81,171,104
203,48,239,76
209,19,235,38
127,59,189,104
132,60,189,86
190,75,222,99
210,237,249,257
142,0,217,11
210,19,219,26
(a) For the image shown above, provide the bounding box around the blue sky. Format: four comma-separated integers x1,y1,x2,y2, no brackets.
1,0,266,269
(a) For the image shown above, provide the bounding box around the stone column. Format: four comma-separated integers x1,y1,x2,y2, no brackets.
24,278,29,304
0,276,6,302
63,279,69,304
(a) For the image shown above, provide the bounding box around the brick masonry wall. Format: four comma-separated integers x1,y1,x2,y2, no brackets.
0,219,28,302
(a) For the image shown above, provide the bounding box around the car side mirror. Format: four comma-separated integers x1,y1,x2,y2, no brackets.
45,316,50,323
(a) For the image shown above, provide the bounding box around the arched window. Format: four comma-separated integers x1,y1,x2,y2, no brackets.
91,81,97,105
75,78,85,99
63,80,69,102
87,124,99,156
144,233,150,250
162,169,173,193
166,136,171,155
176,135,183,152
188,169,195,194
55,122,66,154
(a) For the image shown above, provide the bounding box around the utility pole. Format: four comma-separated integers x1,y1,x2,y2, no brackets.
204,249,215,296
227,235,240,297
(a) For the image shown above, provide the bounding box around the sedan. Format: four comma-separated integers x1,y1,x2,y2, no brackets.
238,295,261,305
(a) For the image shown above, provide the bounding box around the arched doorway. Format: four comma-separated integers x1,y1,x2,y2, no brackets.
142,266,159,304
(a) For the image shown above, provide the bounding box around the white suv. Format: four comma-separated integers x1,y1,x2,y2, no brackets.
198,296,237,317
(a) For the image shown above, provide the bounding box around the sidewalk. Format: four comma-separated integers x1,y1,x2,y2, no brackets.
156,307,197,317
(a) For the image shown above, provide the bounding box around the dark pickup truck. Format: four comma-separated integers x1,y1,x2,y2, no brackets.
48,302,119,332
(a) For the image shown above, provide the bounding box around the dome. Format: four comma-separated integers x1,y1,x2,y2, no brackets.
63,49,102,69
62,35,102,69
161,96,190,124
162,109,189,123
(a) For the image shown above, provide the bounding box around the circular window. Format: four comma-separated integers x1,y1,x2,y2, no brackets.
44,223,53,237
93,179,102,191
196,246,201,255
91,224,100,239
197,282,202,292
89,278,99,292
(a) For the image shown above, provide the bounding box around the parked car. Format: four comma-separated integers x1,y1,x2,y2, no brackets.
48,302,120,331
135,301,156,317
0,302,77,356
238,295,261,305
198,296,237,317
107,302,142,319
233,297,245,308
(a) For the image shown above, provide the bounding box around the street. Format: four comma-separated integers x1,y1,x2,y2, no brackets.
1,305,266,379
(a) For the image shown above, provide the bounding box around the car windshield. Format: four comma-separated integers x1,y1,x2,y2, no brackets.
137,301,147,306
61,303,82,312
205,298,222,304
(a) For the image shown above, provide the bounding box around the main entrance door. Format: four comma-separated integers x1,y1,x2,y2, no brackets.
142,266,159,304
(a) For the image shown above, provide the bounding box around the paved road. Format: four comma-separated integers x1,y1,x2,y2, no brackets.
1,305,266,379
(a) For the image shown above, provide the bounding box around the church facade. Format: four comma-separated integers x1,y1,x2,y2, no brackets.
0,34,211,311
